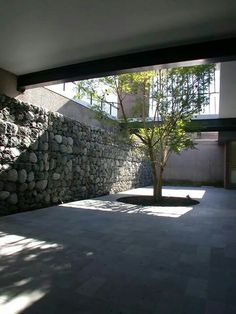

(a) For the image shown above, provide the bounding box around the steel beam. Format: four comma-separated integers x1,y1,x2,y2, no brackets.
120,118,236,132
17,37,236,90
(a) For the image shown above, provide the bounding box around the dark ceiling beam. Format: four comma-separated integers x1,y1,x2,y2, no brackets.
17,37,236,91
120,118,236,133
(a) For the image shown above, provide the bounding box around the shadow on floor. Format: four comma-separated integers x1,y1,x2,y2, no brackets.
1,186,236,314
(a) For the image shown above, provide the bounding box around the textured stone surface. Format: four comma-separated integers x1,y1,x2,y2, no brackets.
10,147,20,158
8,193,18,204
27,171,34,182
0,94,152,215
29,152,37,163
7,169,18,182
35,180,48,191
0,191,10,200
18,169,27,183
0,186,236,314
52,173,60,180
55,134,62,143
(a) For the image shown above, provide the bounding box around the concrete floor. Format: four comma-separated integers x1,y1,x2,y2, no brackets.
0,186,236,314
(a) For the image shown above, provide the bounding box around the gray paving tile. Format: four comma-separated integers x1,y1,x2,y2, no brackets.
76,276,106,297
205,301,226,314
183,296,206,314
186,277,208,298
0,186,236,313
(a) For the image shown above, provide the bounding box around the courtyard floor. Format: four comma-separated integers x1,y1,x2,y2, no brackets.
0,186,236,314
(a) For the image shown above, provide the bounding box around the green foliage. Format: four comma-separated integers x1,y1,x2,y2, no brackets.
74,64,215,199
75,78,105,102
133,64,214,164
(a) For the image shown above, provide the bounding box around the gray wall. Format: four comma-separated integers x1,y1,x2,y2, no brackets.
219,61,236,118
163,141,224,186
0,95,152,215
16,87,112,129
0,68,18,98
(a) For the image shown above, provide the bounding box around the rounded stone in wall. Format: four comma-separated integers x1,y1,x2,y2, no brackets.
7,169,18,182
6,122,18,135
0,119,6,133
26,111,34,121
45,194,50,203
8,193,18,204
0,191,10,200
10,148,21,158
68,137,73,146
19,183,28,192
36,194,43,202
62,136,68,145
18,169,27,183
60,144,67,153
43,153,49,162
39,160,44,171
29,152,37,163
27,171,34,182
53,173,60,180
67,146,73,154
45,161,50,171
76,165,81,173
37,172,45,180
9,136,19,146
28,181,35,190
2,164,10,171
31,141,38,150
49,132,54,140
50,159,56,170
35,180,48,191
55,134,62,144
0,135,8,146
42,143,49,151
52,196,58,203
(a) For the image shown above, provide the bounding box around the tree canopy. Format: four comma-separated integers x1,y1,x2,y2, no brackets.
75,64,215,200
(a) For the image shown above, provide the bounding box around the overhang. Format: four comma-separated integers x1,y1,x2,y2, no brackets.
0,0,236,88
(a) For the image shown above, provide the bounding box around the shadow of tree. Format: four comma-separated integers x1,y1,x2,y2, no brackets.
0,185,216,314
0,199,195,314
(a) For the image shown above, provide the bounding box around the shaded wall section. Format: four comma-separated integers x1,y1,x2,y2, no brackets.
16,87,109,129
219,61,236,118
0,95,152,215
0,68,19,98
163,141,224,186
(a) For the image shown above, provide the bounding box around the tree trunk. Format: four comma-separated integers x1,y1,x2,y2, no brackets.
148,146,162,201
156,167,163,200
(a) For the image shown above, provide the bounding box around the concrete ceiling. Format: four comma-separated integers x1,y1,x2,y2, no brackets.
0,0,236,76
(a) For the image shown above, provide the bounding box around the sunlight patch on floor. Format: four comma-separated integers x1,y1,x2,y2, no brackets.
0,232,62,314
63,186,205,218
140,205,193,217
162,188,206,199
0,290,47,314
63,199,193,218
0,232,63,256
118,186,206,199
62,199,137,213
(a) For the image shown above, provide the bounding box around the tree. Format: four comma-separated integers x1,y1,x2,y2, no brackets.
75,64,214,201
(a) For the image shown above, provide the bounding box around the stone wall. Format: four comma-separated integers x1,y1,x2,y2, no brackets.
0,95,152,215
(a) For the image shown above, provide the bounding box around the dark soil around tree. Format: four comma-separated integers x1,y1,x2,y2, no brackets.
117,196,199,207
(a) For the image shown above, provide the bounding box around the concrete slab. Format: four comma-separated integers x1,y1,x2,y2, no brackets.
0,186,236,314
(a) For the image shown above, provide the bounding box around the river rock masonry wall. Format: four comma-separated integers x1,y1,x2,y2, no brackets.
0,95,152,215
